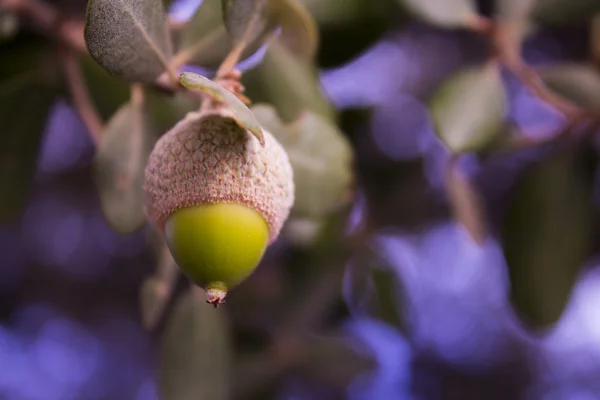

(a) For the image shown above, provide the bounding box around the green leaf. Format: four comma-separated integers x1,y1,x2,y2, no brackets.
493,0,537,52
532,0,600,26
159,288,232,400
495,0,537,18
371,268,405,331
251,104,353,220
0,35,58,222
538,63,600,109
274,0,319,60
175,0,266,69
397,0,479,28
140,277,169,329
503,149,594,329
140,242,179,330
84,0,173,83
296,0,376,28
221,0,317,59
347,246,407,332
297,333,375,388
179,71,265,145
222,0,278,47
175,0,316,69
94,101,155,234
80,54,130,120
243,38,335,123
430,62,506,154
0,12,19,42
144,89,199,134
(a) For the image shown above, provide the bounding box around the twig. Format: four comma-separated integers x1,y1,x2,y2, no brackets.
464,14,494,35
503,57,585,118
0,0,86,51
169,26,226,70
483,18,588,119
444,154,487,245
1,0,181,94
215,40,247,79
130,83,144,106
59,46,104,144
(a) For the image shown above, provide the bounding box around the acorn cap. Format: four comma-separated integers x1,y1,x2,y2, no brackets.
143,109,295,243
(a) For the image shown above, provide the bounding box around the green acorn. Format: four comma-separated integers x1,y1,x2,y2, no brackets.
143,109,294,307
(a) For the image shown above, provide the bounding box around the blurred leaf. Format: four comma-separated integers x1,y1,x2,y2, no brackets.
80,54,130,120
591,14,600,69
346,246,407,332
371,268,405,330
297,333,375,389
495,0,537,18
175,0,265,69
159,288,231,400
140,277,170,329
144,89,198,134
445,160,487,244
175,0,316,69
503,149,594,328
222,0,318,59
430,62,506,154
274,0,319,60
0,35,58,222
0,12,19,42
140,242,179,330
243,38,335,123
179,72,265,144
84,0,173,83
538,63,600,109
493,0,537,54
222,0,278,47
283,218,324,246
251,104,353,220
94,101,154,233
532,0,600,26
397,0,479,28
297,0,370,27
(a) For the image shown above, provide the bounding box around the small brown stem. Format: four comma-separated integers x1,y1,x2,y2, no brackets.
168,17,188,33
464,14,493,35
0,0,86,52
130,83,144,106
215,40,247,79
162,63,179,87
500,121,581,151
2,0,183,94
169,26,226,70
506,59,584,118
488,20,587,119
59,46,104,144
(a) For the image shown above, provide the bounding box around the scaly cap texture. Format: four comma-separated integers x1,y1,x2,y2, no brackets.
143,109,295,243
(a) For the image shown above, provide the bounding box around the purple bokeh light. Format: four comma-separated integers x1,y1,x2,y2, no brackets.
345,318,412,400
0,303,156,400
37,101,94,175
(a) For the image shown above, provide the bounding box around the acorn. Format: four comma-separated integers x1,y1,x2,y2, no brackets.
143,108,294,307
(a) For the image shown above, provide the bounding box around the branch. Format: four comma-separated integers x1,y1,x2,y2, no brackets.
0,0,86,52
59,46,104,144
130,83,144,106
1,0,182,94
468,15,589,120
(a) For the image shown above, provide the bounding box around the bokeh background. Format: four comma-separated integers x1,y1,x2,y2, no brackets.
3,0,600,399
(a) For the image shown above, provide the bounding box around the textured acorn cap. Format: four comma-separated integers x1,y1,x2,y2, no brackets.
143,109,295,243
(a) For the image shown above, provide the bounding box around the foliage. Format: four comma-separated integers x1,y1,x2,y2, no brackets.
4,0,600,398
